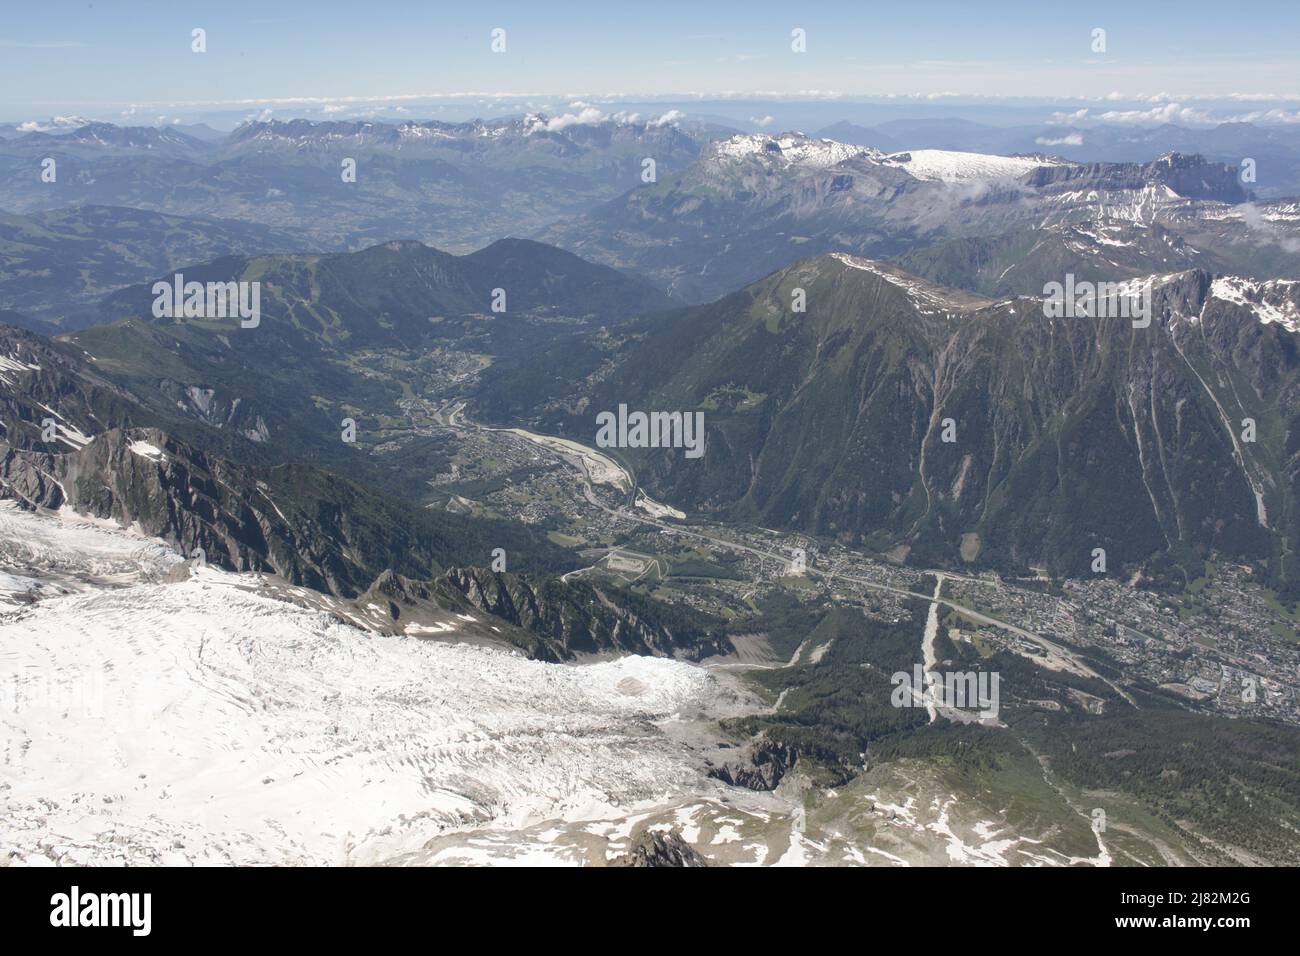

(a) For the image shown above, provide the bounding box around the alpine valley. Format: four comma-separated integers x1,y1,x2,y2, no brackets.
2,109,1298,869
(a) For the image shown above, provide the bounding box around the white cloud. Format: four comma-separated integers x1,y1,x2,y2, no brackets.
1224,108,1300,124
540,106,609,131
17,115,91,132
526,106,678,132
1035,133,1083,146
647,109,684,128
1239,202,1300,253
1051,99,1300,129
1049,108,1090,124
750,114,775,127
1097,103,1214,125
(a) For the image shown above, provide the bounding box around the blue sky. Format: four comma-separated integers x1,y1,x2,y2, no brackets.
3,0,1299,120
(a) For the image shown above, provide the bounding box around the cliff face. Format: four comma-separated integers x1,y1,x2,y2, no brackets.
1021,152,1250,203
0,427,571,598
0,324,153,451
439,566,732,661
1,427,307,578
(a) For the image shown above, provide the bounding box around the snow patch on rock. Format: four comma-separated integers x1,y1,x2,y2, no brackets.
1210,276,1300,332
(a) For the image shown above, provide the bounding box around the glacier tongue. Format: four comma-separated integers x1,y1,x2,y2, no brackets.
0,507,730,865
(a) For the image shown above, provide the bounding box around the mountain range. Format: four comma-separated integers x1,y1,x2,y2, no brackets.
817,117,1300,199
3,108,1300,866
0,359,718,663
0,115,716,256
0,204,309,329
542,133,1272,301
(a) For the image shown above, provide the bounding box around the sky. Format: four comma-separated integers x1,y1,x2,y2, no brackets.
3,0,1300,121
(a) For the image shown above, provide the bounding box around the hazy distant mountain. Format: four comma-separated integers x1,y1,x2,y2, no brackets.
6,121,209,159
540,131,925,301
0,205,311,328
0,116,710,253
171,122,226,142
0,115,92,138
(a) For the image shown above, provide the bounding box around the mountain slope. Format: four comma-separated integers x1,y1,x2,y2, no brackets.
0,323,162,449
437,566,729,660
58,238,671,487
892,217,1300,299
475,255,1300,589
0,426,574,596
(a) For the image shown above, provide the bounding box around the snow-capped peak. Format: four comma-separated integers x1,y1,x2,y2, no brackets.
880,149,1072,184
708,133,882,169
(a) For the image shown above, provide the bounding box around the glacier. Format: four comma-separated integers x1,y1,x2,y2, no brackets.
0,503,746,865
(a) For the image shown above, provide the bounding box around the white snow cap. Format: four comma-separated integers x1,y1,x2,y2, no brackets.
709,133,882,168
880,149,1071,184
